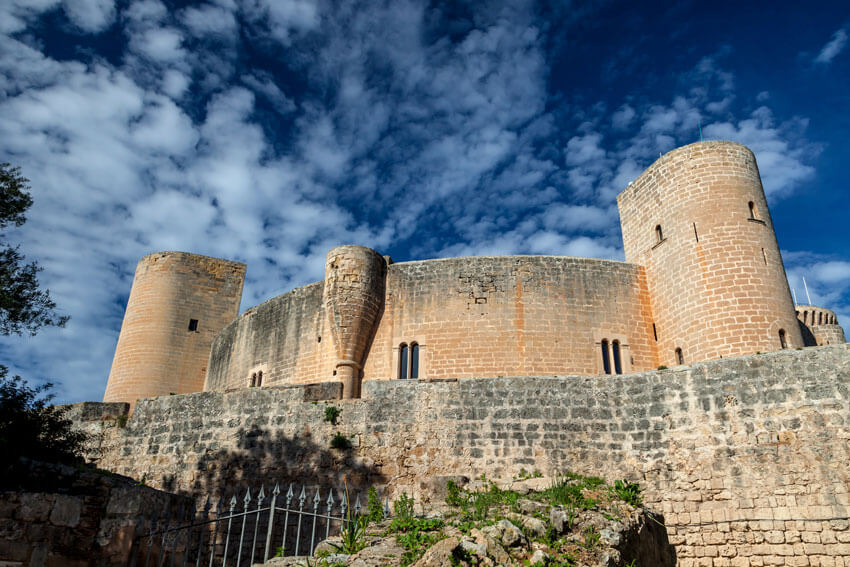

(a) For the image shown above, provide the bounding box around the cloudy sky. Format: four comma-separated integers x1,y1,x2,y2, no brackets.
1,0,848,404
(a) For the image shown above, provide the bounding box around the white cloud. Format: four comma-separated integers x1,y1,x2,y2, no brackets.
62,0,115,32
814,29,847,64
611,104,635,130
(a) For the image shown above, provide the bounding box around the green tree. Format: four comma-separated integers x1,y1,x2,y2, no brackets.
0,163,68,335
0,163,81,485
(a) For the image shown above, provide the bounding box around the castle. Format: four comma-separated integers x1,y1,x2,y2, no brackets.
102,140,846,408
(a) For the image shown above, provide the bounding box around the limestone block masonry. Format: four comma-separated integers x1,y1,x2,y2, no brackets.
618,141,803,366
79,345,850,566
103,251,245,409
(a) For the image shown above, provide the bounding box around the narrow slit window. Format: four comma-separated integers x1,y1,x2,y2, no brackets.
675,347,684,365
601,340,611,375
398,344,409,379
256,371,263,387
652,323,658,341
612,340,622,375
803,311,808,324
762,248,767,265
818,312,823,325
779,329,787,349
410,343,419,379
748,201,757,219
655,224,663,242
692,223,699,242
188,319,199,332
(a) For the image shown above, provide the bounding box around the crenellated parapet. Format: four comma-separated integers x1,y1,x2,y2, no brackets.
796,304,846,346
323,246,387,398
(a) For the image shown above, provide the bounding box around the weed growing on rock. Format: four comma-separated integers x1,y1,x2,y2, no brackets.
324,405,341,425
610,479,642,507
330,432,351,450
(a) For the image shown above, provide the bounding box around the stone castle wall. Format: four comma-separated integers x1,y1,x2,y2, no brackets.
796,305,846,346
618,141,803,366
82,345,850,566
205,255,660,391
104,252,245,408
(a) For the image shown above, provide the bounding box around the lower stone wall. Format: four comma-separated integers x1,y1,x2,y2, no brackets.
78,345,850,566
0,459,192,567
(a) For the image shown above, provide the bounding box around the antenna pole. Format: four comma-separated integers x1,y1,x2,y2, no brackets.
792,287,798,306
803,277,813,305
699,120,703,142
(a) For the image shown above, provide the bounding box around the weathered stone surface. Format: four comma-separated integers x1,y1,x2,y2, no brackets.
412,536,459,567
0,459,192,567
481,519,525,548
75,344,850,564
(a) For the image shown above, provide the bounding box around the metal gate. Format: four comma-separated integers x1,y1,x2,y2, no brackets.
129,483,388,566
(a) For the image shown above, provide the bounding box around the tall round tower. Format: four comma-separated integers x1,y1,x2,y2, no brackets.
324,245,386,398
617,141,802,365
103,251,246,409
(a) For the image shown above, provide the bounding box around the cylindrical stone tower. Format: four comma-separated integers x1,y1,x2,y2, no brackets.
324,246,386,398
617,141,802,365
103,251,246,409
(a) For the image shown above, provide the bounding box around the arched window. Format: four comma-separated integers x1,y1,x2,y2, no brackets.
410,343,419,379
398,343,409,379
612,340,622,375
601,340,611,375
675,348,684,365
779,329,787,349
250,371,263,387
818,312,823,325
748,201,757,219
655,225,663,242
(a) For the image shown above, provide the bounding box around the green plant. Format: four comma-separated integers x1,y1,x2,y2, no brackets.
446,479,464,507
392,493,416,526
366,486,384,523
330,432,351,450
657,365,668,370
543,476,596,510
583,525,600,548
324,405,341,425
136,473,146,486
116,414,128,428
331,480,368,554
610,479,643,507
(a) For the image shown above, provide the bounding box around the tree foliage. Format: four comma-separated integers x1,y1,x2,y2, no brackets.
0,163,82,484
0,163,68,336
0,368,86,469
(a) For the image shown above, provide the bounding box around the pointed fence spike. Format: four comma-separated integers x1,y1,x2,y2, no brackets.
354,494,362,516
326,490,334,506
383,495,391,519
258,485,266,502
313,489,321,505
286,484,294,502
244,487,252,507
272,483,280,496
230,495,237,509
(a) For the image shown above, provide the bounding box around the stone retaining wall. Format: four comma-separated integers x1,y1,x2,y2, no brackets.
77,345,850,566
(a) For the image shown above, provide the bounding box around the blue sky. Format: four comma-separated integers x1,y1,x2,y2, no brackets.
1,0,848,404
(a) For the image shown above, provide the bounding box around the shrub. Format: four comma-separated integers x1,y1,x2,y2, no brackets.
324,405,341,425
0,371,87,486
366,486,384,523
330,432,351,450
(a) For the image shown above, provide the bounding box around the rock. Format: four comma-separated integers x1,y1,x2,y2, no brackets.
459,538,486,557
507,513,547,539
470,528,512,565
413,536,459,567
348,536,407,567
481,519,525,548
516,498,548,516
549,507,575,534
528,548,548,565
510,477,551,494
599,527,622,547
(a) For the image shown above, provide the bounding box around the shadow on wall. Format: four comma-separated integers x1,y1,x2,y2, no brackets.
798,321,818,347
176,425,385,499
